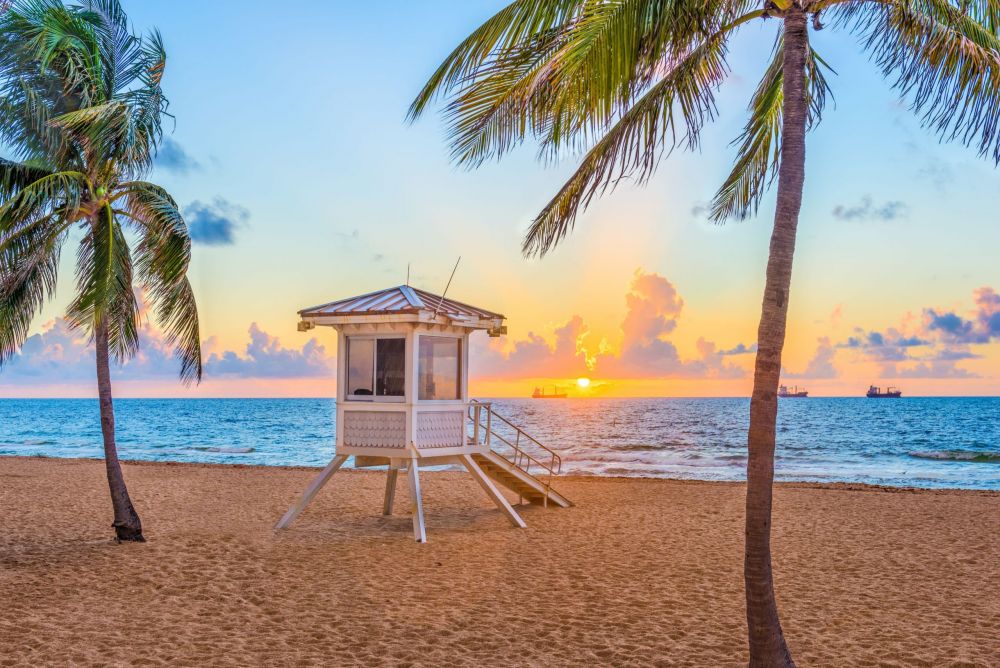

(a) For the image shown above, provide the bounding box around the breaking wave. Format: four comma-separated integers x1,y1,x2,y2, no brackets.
190,446,255,454
909,450,1000,463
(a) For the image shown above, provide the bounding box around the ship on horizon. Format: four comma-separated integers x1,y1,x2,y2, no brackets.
532,386,567,399
867,385,902,398
778,385,809,398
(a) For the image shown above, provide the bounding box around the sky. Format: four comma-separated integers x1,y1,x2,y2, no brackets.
1,0,998,398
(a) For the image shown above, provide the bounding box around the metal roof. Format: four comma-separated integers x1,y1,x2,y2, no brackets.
299,285,505,321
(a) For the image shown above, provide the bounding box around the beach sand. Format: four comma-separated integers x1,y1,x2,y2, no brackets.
1,457,997,666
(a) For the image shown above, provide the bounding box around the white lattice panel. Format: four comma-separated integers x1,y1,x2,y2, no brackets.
343,411,406,449
415,411,464,448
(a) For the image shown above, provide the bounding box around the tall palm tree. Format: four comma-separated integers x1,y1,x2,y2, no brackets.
409,1,1000,663
0,0,201,542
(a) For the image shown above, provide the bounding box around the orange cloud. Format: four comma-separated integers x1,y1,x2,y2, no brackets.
471,270,748,382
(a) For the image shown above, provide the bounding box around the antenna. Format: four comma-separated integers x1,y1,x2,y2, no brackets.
433,256,461,317
406,262,410,287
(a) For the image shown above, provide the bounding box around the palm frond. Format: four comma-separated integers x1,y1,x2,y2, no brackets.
0,169,87,233
533,0,759,154
0,210,65,365
408,0,582,121
118,180,201,383
710,40,833,223
77,0,140,96
2,0,168,178
0,157,53,200
836,0,1000,162
11,0,104,106
153,276,201,384
67,203,138,363
522,28,733,256
426,0,762,167
441,27,565,166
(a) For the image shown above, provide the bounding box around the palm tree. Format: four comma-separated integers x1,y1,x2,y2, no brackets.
0,0,201,542
409,1,1000,663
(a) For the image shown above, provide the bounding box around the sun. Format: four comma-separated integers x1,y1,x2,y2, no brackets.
576,377,591,389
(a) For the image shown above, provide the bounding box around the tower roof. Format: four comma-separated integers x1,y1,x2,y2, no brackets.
298,285,505,330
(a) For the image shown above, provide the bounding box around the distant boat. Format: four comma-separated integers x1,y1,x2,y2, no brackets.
778,385,809,398
532,386,567,399
867,385,902,398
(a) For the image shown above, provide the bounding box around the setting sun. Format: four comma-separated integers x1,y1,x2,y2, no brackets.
576,377,591,389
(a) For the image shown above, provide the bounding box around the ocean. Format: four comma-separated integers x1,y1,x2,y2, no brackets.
0,397,998,490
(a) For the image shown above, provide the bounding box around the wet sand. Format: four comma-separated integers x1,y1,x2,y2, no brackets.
1,456,997,666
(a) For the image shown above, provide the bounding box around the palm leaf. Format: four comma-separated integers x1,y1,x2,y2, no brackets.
710,40,833,223
118,181,201,383
408,0,582,121
0,157,53,199
522,26,735,256
836,0,1000,162
67,203,138,363
0,169,87,233
0,212,65,365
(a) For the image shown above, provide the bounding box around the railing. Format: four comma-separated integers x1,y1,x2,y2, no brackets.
467,401,562,502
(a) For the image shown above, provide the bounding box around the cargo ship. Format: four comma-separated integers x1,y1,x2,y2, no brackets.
778,385,809,398
532,386,567,399
866,385,902,398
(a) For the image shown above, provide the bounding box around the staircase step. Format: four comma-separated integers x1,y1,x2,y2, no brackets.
470,451,571,508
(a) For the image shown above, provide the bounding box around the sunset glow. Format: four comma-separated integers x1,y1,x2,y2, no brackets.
577,377,591,389
0,1,997,399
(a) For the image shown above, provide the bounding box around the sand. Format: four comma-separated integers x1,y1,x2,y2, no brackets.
0,457,998,667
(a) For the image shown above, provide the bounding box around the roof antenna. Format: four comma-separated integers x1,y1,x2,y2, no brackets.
405,262,410,287
433,256,461,317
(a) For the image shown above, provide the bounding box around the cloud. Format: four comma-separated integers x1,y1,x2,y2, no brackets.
2,318,97,381
471,315,593,380
836,286,998,378
1,316,333,387
829,304,843,329
719,342,757,355
922,288,1000,345
156,137,200,174
335,229,360,243
2,316,184,383
690,202,710,218
916,161,954,191
205,324,333,378
928,347,981,361
832,196,908,221
974,287,1000,337
892,362,978,379
185,198,248,246
786,337,838,379
840,327,928,362
596,272,742,378
471,271,745,381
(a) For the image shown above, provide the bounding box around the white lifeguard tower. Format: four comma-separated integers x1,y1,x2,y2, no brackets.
275,285,570,541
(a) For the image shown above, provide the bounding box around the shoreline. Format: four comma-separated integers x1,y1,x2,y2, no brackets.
5,453,999,495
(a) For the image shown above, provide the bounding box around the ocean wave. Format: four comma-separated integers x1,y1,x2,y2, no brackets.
908,450,1000,463
610,444,662,452
190,446,255,454
22,439,54,445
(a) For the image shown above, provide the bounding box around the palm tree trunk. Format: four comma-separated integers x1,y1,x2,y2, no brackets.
95,317,144,542
744,7,809,666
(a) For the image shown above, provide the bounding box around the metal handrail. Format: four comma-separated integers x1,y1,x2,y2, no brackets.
467,401,562,497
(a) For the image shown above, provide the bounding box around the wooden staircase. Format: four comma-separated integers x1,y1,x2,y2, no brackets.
467,402,572,509
471,451,572,508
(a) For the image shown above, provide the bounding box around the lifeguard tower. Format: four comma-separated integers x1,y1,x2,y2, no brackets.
275,285,570,542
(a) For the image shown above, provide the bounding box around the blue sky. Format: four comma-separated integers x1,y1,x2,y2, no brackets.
4,0,999,396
